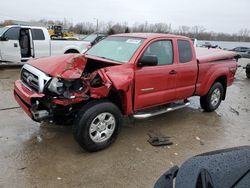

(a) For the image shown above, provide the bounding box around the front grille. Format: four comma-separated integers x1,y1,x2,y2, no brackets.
20,64,51,93
21,69,39,92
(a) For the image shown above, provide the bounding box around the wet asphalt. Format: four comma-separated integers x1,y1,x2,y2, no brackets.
0,59,249,188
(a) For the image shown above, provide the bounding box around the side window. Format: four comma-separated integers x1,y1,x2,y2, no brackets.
178,40,193,63
143,40,173,65
31,29,45,40
4,27,20,40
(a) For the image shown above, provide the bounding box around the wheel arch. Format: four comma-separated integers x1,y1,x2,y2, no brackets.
199,73,228,100
108,89,126,115
213,75,227,100
64,49,80,54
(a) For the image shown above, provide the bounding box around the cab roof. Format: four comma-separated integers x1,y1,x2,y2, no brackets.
5,25,45,30
112,33,190,40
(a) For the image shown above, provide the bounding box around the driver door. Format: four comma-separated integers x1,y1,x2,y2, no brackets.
134,40,177,110
0,27,21,63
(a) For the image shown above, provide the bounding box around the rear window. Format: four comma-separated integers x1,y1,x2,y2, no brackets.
31,29,45,40
177,40,193,63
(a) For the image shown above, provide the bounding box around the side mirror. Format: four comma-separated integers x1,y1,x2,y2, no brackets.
0,36,8,41
138,55,158,67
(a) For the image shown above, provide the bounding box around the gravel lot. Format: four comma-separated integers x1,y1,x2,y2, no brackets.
0,59,249,188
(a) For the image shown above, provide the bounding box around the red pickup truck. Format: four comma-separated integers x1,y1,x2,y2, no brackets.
14,33,238,152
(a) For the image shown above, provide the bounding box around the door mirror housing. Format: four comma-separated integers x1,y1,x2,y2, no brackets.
0,36,8,41
138,55,158,67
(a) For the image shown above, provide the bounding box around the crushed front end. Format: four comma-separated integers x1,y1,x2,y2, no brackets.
14,62,110,123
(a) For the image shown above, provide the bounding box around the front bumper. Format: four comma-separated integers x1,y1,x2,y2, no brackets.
14,80,48,121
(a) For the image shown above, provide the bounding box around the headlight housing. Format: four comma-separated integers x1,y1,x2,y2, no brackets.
47,78,64,95
46,77,84,98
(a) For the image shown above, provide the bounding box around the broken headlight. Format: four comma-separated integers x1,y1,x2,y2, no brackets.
90,73,103,87
47,77,64,95
46,77,84,98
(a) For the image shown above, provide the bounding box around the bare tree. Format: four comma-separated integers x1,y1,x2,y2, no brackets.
238,28,250,41
1,18,250,42
178,25,190,35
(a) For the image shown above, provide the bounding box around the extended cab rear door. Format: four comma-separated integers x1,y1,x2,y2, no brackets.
31,28,50,58
134,39,178,110
175,39,198,99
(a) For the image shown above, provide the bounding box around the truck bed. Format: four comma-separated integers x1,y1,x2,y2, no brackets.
195,47,238,97
196,47,238,63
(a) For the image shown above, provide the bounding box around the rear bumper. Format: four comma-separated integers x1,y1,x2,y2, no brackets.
14,80,45,120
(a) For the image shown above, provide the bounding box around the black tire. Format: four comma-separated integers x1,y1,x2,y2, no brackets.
247,73,250,79
246,64,250,79
73,100,122,152
200,82,224,112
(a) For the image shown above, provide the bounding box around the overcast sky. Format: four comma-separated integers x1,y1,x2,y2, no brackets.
0,0,249,34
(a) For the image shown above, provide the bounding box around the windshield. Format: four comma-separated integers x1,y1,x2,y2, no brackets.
86,36,145,63
0,27,8,36
83,34,98,42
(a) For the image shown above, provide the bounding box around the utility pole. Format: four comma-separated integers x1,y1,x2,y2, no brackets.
94,18,99,32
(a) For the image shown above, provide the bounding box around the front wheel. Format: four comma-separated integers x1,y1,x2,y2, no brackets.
200,82,224,112
73,100,122,152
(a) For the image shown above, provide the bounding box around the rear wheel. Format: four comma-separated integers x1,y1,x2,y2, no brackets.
247,73,250,79
73,100,122,152
200,82,224,112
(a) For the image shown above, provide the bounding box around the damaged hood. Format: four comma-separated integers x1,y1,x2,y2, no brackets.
27,54,135,91
27,54,87,79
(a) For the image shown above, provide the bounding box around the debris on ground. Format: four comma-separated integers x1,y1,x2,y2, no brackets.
230,106,240,116
136,147,142,152
195,136,201,141
57,177,62,180
195,136,205,145
147,131,173,146
36,135,43,143
18,167,26,170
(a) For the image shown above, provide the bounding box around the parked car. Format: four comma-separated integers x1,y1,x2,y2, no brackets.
0,25,90,63
14,33,238,152
82,33,106,46
201,42,221,49
230,46,250,53
154,146,250,188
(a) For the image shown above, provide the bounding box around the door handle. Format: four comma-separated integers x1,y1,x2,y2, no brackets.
169,70,177,75
14,43,18,47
